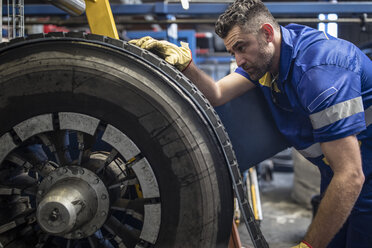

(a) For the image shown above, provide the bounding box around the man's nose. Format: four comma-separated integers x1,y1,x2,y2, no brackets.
235,54,245,67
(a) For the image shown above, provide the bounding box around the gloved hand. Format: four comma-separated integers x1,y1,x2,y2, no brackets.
129,36,192,71
291,241,312,248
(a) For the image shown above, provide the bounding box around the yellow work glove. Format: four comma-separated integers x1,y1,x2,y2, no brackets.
129,36,192,71
291,241,312,248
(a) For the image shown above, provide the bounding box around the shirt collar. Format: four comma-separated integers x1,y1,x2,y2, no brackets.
279,26,294,83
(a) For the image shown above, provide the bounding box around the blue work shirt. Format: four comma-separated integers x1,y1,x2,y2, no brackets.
235,24,372,205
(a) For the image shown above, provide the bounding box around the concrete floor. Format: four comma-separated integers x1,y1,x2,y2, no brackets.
238,172,313,248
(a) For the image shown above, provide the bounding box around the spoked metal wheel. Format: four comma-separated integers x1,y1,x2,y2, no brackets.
0,112,161,247
0,33,235,247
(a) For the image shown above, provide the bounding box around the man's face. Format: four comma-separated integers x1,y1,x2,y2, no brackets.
224,25,274,81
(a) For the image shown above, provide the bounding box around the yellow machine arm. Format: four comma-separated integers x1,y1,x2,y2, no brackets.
85,0,119,39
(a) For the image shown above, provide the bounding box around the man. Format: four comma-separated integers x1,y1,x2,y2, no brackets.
130,0,372,247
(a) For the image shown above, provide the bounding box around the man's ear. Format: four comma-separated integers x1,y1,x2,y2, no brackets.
261,23,274,42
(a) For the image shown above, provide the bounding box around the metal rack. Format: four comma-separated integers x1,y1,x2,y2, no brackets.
2,0,24,40
11,2,372,16
7,0,25,39
5,2,371,31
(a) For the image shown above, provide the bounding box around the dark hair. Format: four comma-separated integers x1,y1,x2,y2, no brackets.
215,0,279,38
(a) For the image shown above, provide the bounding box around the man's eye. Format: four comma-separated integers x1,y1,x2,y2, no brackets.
237,46,245,52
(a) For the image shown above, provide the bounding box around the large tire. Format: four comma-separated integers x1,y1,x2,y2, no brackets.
0,33,234,248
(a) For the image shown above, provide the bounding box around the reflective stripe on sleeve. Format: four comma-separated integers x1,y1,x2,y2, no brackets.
297,143,322,158
365,105,372,127
310,97,364,129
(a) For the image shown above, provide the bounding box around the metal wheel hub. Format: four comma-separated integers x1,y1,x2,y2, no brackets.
36,166,109,239
0,112,162,247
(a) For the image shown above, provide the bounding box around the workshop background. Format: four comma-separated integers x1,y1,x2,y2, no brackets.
1,1,372,248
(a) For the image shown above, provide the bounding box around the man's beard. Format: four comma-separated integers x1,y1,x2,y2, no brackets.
247,39,274,81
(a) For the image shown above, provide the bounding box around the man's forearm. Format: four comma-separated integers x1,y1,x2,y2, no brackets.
129,36,254,106
183,61,255,107
182,61,222,106
304,168,364,247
